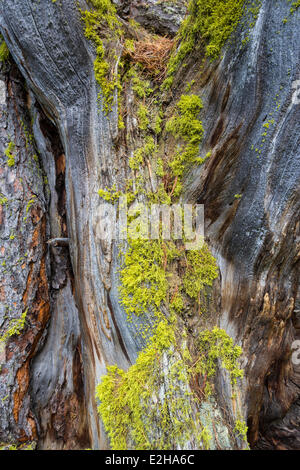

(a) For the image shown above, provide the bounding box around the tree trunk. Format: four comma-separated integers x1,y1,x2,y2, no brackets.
0,0,299,450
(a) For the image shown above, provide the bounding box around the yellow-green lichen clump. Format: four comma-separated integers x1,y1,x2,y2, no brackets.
4,141,16,167
0,309,28,343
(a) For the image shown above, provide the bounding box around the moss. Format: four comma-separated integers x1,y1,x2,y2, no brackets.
234,419,248,447
98,185,120,203
170,292,184,313
199,427,213,450
0,309,28,343
98,206,242,449
162,0,261,90
0,442,35,451
0,39,9,63
119,239,168,324
4,141,16,167
130,136,157,171
96,321,244,449
129,69,153,100
0,444,18,451
196,327,244,393
122,180,139,205
96,320,181,450
149,183,172,205
0,194,8,206
289,0,300,13
153,112,163,135
124,39,135,52
96,318,218,450
137,104,149,131
81,0,122,113
195,150,212,165
155,157,164,177
118,115,125,130
185,80,196,93
166,94,203,188
183,245,218,307
93,10,246,446
128,18,141,31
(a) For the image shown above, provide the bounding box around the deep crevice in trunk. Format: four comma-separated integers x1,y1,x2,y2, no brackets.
28,107,91,450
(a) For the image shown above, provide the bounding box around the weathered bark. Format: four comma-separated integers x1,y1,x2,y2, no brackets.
112,0,187,37
183,2,300,448
0,61,50,445
0,49,90,450
0,0,299,450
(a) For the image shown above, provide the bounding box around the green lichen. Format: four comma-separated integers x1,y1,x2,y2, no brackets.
4,141,16,167
23,197,36,222
0,309,28,343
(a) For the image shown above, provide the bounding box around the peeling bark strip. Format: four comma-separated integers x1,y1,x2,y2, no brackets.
0,0,299,450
